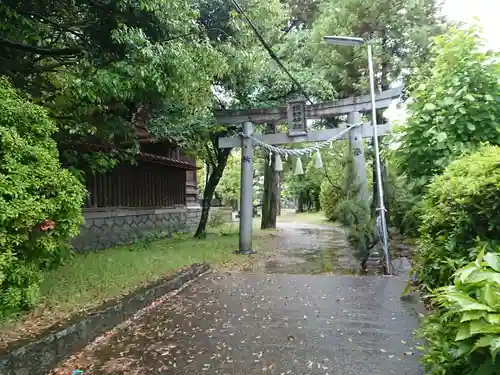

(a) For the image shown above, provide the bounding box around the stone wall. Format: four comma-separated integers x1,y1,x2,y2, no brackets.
186,205,203,230
72,206,202,251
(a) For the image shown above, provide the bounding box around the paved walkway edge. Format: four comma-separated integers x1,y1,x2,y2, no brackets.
0,263,210,375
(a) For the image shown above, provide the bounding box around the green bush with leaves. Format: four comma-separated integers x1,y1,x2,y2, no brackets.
0,79,86,318
392,26,500,195
416,145,500,292
418,251,500,375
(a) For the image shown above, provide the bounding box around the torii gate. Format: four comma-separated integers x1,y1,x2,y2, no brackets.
216,87,402,257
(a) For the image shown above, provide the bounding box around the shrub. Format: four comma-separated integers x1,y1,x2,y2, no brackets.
386,170,421,236
416,145,500,292
0,78,86,318
321,153,375,262
317,142,351,220
319,179,342,221
417,251,500,375
335,198,374,261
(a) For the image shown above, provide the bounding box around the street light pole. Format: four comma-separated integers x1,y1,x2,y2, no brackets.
323,35,392,274
366,44,391,274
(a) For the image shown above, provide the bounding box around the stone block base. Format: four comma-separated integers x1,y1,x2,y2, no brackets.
73,206,202,251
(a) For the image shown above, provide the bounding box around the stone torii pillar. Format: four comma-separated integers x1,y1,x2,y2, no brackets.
348,111,369,204
238,121,254,254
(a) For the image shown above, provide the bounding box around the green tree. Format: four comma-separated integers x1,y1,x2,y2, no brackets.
282,0,321,31
198,149,265,207
318,141,375,264
392,26,500,194
215,152,241,205
319,141,353,219
1,0,224,165
280,146,338,212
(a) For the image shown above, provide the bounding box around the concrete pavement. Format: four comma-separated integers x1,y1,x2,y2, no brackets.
52,272,424,375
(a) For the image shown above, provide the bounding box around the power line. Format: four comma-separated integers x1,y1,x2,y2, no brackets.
230,0,313,105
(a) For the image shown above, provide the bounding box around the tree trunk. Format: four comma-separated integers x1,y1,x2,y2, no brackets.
261,152,279,229
306,189,313,211
297,192,305,213
276,177,281,216
261,122,279,229
314,189,321,211
194,148,231,238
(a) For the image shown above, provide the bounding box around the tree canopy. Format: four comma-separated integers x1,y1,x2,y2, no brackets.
1,0,223,148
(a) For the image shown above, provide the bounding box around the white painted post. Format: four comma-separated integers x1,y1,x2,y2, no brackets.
348,111,369,206
238,121,254,254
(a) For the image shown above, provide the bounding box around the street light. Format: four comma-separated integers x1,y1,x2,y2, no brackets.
323,36,364,46
323,35,391,274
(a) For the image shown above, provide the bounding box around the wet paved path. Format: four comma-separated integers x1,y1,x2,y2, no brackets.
52,217,424,375
251,219,362,275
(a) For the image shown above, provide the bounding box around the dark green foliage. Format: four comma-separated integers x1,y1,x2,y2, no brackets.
335,199,374,261
309,0,445,96
417,252,500,375
0,79,86,318
416,145,500,293
0,0,226,171
320,151,374,261
337,154,374,261
283,150,334,213
385,169,421,236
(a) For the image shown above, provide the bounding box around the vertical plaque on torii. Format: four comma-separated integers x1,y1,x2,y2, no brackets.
287,99,307,136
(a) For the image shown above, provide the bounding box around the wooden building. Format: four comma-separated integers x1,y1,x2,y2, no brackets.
72,124,201,251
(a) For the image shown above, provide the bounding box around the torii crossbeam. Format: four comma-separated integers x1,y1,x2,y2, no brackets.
217,87,402,255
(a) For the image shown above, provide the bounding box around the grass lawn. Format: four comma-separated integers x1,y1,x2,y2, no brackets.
40,232,242,313
0,222,274,346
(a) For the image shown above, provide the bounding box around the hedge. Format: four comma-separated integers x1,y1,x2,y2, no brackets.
415,145,500,292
